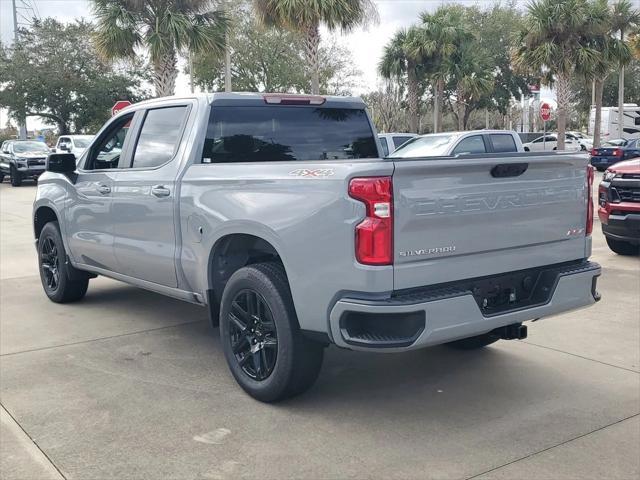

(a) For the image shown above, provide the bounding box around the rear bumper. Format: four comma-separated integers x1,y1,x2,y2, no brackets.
602,213,640,244
590,156,620,168
329,261,601,352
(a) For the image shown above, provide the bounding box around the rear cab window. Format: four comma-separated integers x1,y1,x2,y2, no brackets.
489,134,518,153
202,106,378,163
452,135,487,155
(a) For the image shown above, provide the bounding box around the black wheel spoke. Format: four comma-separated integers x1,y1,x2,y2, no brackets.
231,300,251,324
40,236,60,291
229,312,248,332
252,351,263,378
239,353,252,367
232,335,248,354
263,337,277,349
228,288,278,381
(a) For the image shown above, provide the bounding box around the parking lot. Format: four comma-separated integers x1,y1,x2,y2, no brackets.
0,176,638,480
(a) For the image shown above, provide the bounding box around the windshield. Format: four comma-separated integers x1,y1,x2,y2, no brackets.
12,141,49,154
73,137,93,148
605,139,628,147
389,134,457,158
203,106,378,162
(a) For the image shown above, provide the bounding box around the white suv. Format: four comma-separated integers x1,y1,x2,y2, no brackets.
55,135,94,158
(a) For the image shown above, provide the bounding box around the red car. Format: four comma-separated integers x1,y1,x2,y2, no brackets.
598,158,640,255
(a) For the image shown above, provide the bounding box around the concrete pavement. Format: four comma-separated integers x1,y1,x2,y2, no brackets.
1,177,638,480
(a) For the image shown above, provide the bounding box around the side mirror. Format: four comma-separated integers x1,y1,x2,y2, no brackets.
46,153,76,174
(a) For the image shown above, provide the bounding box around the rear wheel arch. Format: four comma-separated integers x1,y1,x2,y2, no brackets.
207,233,289,325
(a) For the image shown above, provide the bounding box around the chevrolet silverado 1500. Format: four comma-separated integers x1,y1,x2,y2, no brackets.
33,93,601,401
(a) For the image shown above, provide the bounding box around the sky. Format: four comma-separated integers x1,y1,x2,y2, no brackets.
0,0,621,130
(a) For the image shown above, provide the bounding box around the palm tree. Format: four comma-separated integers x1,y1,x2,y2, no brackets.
580,0,632,148
446,41,494,130
379,28,423,133
610,0,640,139
513,0,600,150
253,0,377,95
416,6,468,132
92,0,228,97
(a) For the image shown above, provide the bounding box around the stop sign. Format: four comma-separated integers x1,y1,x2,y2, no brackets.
112,100,132,116
540,102,552,122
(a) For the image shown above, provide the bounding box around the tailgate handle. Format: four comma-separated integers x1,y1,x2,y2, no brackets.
491,163,528,178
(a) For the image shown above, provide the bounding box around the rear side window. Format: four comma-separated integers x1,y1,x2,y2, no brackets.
392,136,414,149
131,106,188,169
490,134,517,153
379,137,389,156
452,135,487,155
203,106,378,163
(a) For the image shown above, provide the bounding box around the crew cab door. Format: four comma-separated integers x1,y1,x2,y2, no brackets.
66,112,137,270
111,103,192,287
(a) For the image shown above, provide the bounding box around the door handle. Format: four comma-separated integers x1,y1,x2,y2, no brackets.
151,185,171,198
97,184,111,195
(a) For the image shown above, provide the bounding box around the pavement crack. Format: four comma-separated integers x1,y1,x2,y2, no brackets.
1,403,67,480
0,320,203,357
465,413,640,480
521,340,640,374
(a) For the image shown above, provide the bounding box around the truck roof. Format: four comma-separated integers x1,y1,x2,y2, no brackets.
133,92,366,109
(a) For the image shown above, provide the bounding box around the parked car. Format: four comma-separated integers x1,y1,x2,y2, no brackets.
590,138,640,171
55,135,94,158
34,93,601,402
0,140,50,186
377,133,417,156
566,131,593,151
390,130,523,158
522,134,581,152
598,159,640,256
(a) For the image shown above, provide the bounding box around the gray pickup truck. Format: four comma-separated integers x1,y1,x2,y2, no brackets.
33,93,601,402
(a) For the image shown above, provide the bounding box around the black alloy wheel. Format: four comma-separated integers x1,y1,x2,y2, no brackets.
40,236,60,292
228,289,278,381
37,221,89,303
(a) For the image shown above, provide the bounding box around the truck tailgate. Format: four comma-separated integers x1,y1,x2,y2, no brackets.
392,154,590,290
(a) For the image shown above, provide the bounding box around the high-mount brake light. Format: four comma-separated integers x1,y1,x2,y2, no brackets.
263,94,326,106
348,177,393,266
586,165,594,235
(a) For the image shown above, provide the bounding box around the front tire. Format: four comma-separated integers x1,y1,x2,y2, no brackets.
38,221,89,303
220,262,324,402
446,332,500,350
606,237,639,256
10,166,22,187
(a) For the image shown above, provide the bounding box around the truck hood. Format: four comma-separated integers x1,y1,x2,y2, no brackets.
608,158,640,173
15,152,49,159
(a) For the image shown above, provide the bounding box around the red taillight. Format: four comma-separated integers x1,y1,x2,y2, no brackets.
349,177,393,265
613,148,623,157
590,148,598,156
586,165,594,235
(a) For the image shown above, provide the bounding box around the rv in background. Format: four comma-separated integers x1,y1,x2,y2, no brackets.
589,104,640,140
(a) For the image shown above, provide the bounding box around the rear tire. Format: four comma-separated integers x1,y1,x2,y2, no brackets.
446,332,500,350
10,166,22,187
596,166,606,172
38,221,89,303
219,262,324,402
606,237,639,256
